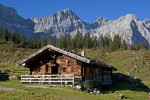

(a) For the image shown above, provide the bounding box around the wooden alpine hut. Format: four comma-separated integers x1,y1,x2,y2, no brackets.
17,45,117,86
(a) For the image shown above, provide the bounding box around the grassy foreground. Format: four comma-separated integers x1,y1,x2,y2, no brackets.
0,80,150,100
0,44,150,99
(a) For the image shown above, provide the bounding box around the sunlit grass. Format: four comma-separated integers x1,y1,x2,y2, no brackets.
0,80,149,100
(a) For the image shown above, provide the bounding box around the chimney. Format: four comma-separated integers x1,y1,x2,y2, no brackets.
81,51,85,57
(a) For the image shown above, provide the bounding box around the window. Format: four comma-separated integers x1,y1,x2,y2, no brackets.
35,68,40,72
63,68,67,73
45,64,49,73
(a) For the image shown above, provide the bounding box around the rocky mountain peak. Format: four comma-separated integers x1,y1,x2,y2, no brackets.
0,4,34,35
143,18,150,23
0,4,17,20
32,8,87,37
96,17,108,22
0,4,17,14
0,4,150,47
52,8,80,22
90,17,109,29
119,14,139,22
142,19,150,32
60,8,75,15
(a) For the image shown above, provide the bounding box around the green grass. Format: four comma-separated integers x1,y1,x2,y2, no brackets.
0,43,36,64
0,44,150,99
0,63,28,71
0,80,149,100
106,50,150,80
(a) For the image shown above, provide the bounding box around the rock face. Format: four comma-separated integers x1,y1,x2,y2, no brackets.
143,19,150,32
93,14,150,45
31,9,90,38
0,4,150,46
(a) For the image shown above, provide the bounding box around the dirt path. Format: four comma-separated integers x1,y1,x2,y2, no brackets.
0,86,26,92
26,85,76,92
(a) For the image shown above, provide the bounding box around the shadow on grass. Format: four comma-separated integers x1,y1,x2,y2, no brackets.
102,73,150,94
0,71,9,81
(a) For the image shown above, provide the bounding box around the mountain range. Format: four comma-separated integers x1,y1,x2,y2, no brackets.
0,4,150,46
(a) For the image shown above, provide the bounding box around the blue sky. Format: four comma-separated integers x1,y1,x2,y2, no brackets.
0,0,150,22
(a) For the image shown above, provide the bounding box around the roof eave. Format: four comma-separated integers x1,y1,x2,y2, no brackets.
16,45,91,66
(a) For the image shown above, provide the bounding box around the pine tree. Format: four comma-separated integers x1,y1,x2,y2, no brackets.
122,40,128,50
111,35,121,51
92,36,98,48
20,35,26,48
103,36,112,52
41,37,47,47
47,36,55,46
74,31,83,48
12,31,21,44
83,32,92,48
66,34,72,50
98,34,105,49
57,35,67,49
0,29,5,43
36,38,41,48
71,38,76,50
4,29,9,41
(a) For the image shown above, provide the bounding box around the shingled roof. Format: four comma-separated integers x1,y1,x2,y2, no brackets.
16,45,117,70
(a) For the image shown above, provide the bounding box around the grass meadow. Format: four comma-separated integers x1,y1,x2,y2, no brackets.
0,80,149,100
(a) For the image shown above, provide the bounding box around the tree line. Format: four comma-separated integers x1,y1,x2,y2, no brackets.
0,29,149,52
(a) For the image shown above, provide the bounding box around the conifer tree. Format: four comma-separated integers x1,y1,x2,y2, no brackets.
20,35,26,48
47,36,55,46
98,34,105,49
74,31,83,48
111,35,121,51
122,40,128,50
103,36,112,51
83,32,91,48
92,36,98,48
57,35,67,49
71,38,76,50
66,34,72,50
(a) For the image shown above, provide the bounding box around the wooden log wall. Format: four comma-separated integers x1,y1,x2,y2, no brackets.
56,55,82,79
84,65,112,84
28,53,112,85
30,54,83,80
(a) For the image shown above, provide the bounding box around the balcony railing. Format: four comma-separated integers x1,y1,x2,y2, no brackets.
20,74,74,86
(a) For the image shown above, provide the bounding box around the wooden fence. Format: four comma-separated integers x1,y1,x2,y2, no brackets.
20,74,74,86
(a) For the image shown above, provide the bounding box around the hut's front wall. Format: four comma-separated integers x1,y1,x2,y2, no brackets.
30,54,82,80
83,65,112,85
84,65,102,81
28,54,112,85
56,55,82,79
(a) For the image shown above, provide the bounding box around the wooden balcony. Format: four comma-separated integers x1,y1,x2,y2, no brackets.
20,74,74,86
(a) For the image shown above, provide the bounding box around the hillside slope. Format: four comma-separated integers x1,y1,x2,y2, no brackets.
0,43,36,64
0,44,150,80
78,49,150,81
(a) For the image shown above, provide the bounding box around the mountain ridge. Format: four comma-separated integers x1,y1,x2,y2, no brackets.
0,4,150,47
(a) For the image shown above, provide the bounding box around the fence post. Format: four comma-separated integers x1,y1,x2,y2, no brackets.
73,74,74,86
61,74,62,85
49,75,51,85
30,75,31,84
